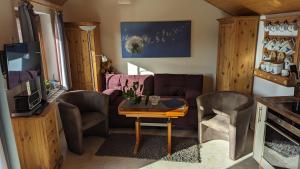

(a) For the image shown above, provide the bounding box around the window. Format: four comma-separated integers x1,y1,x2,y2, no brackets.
127,62,154,75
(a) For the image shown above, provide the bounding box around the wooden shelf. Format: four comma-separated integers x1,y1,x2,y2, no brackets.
254,69,293,87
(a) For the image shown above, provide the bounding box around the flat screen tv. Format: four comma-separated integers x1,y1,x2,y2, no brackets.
4,43,42,90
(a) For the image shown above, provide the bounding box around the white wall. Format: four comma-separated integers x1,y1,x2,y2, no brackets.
0,0,21,168
253,14,299,97
63,0,228,93
0,0,18,50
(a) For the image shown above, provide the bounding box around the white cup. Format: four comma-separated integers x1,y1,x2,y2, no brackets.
271,63,283,74
288,22,298,32
279,22,289,32
281,69,289,77
260,63,266,71
266,63,272,72
149,96,160,105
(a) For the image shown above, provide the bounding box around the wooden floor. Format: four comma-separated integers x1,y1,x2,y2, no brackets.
61,129,258,169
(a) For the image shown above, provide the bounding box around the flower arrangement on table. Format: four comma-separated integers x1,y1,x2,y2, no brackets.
122,79,144,104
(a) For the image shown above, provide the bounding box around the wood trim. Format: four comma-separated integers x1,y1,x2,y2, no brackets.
254,69,292,87
261,15,300,23
29,0,63,11
64,22,101,28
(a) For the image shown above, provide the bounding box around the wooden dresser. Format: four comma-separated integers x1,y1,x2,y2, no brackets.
12,103,62,169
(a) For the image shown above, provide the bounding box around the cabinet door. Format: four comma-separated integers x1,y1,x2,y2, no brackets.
216,22,235,91
65,26,96,91
253,102,267,163
231,19,258,95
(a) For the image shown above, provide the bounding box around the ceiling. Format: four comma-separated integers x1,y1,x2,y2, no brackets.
205,0,300,15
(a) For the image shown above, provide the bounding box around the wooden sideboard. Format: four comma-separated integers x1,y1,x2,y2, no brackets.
12,103,62,169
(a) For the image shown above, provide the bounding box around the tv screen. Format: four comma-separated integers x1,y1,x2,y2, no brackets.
4,43,41,89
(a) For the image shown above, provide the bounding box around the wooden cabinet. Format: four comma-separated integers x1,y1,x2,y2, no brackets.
65,22,102,91
216,16,259,95
12,103,62,169
253,102,267,163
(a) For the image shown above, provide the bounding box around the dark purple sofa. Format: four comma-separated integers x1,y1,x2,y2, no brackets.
103,74,203,130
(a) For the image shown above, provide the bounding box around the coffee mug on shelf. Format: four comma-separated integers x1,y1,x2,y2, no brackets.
261,64,266,71
266,39,276,50
265,62,272,72
264,23,270,32
288,22,298,32
271,63,284,75
281,69,289,77
279,22,289,32
263,38,269,48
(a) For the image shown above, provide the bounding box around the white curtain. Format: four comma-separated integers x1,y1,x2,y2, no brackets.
53,11,72,90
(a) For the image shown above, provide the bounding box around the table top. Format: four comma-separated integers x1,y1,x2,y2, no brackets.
118,98,189,118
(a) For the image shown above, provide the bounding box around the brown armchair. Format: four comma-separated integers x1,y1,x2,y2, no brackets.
197,91,254,160
57,90,109,155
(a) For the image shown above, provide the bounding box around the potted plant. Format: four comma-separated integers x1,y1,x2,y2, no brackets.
122,80,144,104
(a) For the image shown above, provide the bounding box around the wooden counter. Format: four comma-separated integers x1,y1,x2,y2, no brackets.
256,96,300,125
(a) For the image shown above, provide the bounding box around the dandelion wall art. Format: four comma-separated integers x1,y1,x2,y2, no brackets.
121,21,191,58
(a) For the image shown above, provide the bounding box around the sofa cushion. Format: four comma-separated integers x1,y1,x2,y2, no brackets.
103,89,122,102
82,112,106,131
106,74,154,95
154,74,203,97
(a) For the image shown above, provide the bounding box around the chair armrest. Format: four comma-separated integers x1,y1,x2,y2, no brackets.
96,93,109,116
230,103,254,126
196,93,214,122
58,101,82,128
57,101,84,154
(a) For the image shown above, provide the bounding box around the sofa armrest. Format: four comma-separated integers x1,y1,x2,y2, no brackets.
103,89,122,101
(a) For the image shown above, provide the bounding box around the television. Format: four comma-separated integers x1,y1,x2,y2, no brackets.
4,43,42,90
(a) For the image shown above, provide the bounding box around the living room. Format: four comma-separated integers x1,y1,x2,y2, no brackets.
0,0,299,169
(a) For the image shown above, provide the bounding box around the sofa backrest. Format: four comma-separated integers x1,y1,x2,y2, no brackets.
105,74,154,95
154,74,203,97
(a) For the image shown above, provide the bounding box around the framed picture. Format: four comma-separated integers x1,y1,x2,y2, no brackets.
121,21,191,58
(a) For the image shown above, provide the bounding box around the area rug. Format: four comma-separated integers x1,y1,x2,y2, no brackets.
95,133,200,163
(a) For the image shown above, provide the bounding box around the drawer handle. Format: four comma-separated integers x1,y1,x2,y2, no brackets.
258,107,262,123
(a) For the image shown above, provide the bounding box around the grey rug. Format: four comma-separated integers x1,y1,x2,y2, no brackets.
96,133,200,163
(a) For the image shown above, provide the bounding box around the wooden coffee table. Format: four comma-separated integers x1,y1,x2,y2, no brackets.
118,98,189,156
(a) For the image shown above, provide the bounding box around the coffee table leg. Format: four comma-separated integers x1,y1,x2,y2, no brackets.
167,119,172,157
134,118,141,155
